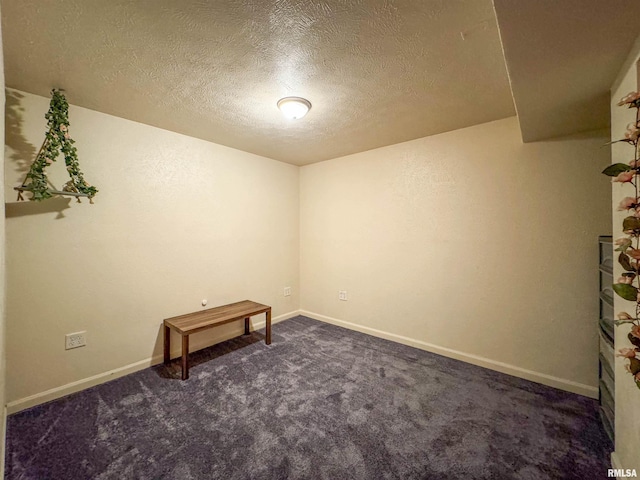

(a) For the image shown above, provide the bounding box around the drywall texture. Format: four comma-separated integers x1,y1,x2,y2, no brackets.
300,116,610,393
610,35,640,473
4,89,299,404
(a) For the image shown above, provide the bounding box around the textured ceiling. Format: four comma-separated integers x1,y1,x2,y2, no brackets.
494,0,640,142
1,0,515,165
3,1,640,165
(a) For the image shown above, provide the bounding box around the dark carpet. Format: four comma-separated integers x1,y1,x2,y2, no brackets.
5,316,611,479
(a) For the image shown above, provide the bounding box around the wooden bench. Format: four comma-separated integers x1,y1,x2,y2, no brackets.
163,300,272,380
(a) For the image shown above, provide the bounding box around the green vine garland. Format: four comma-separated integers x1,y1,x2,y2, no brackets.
20,89,97,202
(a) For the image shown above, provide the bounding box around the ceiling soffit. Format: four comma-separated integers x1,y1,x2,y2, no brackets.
494,0,640,143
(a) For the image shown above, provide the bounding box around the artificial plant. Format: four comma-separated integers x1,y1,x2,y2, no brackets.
18,89,97,203
603,90,640,389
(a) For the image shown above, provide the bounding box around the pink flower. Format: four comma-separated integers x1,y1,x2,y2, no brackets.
613,170,636,183
618,312,634,320
625,123,640,141
59,125,67,132
618,91,640,106
615,237,633,248
44,157,52,165
618,275,636,284
618,197,638,211
627,249,640,260
617,347,637,359
635,372,640,382
63,132,70,140
630,160,640,168
631,325,640,339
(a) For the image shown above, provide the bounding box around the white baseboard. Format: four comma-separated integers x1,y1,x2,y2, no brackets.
300,310,598,399
6,308,597,414
6,310,300,414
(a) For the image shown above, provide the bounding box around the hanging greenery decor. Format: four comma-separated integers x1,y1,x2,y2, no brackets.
603,90,640,390
16,89,97,203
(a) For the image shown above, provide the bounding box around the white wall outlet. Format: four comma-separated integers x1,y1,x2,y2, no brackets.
338,290,348,301
284,287,292,297
65,331,87,350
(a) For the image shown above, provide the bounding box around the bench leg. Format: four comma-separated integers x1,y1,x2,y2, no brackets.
266,308,271,345
163,325,171,365
181,335,189,380
244,317,250,335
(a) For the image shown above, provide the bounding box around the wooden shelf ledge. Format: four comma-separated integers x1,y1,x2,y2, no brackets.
14,186,90,198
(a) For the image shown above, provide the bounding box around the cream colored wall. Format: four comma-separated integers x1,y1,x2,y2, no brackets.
0,87,613,426
610,35,640,473
0,7,6,477
4,89,299,406
300,116,611,396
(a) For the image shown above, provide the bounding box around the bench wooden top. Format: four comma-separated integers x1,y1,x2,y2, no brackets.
164,300,271,335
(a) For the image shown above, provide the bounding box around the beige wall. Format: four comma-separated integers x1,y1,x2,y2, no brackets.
4,89,299,406
1,88,614,432
610,35,640,473
0,6,6,477
300,116,611,396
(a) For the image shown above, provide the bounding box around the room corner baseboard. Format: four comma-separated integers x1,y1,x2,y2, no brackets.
299,310,598,399
6,310,300,414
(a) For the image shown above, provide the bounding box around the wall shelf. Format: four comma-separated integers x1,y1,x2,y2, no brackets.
14,186,90,199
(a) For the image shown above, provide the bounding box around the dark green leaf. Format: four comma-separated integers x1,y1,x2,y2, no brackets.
602,163,633,176
620,253,634,271
628,332,640,348
613,283,639,301
629,357,640,375
623,216,640,233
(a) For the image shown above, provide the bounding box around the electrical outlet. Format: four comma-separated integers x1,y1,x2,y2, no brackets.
65,331,87,350
338,290,348,301
284,287,292,297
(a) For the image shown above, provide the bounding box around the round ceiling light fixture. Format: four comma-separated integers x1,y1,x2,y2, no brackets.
277,96,312,120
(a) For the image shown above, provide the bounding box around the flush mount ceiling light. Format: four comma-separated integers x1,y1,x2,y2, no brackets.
277,96,312,120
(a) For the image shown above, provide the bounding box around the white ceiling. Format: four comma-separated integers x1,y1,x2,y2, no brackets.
2,1,640,165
